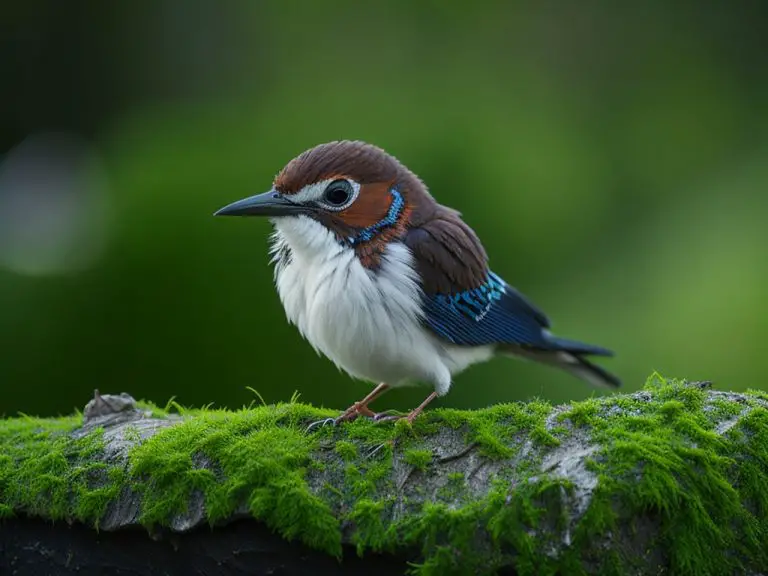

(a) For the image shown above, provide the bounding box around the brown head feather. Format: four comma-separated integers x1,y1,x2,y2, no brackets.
275,141,406,194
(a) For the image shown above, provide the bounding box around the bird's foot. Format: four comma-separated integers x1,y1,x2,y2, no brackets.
305,417,337,433
372,410,406,424
372,392,439,426
334,400,378,422
305,401,378,433
365,439,395,459
373,412,417,425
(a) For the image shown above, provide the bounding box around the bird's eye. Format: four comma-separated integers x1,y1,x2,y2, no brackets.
323,180,353,208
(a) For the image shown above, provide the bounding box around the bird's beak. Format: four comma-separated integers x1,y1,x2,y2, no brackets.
214,190,306,217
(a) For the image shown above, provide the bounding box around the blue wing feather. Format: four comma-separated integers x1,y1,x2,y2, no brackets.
402,216,615,377
421,271,552,348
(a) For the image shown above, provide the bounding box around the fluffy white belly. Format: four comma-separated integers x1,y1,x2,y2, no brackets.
270,216,494,395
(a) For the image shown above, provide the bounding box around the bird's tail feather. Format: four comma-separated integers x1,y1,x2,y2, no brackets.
562,354,622,389
501,336,621,389
543,335,614,357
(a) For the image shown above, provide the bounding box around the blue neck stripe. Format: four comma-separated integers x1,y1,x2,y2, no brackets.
348,188,405,245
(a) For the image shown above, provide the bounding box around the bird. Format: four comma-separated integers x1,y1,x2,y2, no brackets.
214,140,620,426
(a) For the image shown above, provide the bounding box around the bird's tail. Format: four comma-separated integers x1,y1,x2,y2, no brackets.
501,334,621,389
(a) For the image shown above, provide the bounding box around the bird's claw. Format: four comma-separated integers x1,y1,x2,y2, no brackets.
372,410,406,424
305,408,374,433
365,439,395,459
305,417,338,433
373,414,403,424
306,399,385,433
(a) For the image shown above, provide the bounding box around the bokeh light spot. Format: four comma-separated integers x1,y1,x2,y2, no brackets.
0,132,112,276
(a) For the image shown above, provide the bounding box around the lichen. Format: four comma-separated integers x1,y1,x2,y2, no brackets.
0,376,767,575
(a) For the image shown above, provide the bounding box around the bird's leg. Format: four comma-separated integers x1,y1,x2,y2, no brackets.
335,382,390,422
374,392,438,425
306,383,390,432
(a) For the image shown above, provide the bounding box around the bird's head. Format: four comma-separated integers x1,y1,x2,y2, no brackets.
215,140,437,267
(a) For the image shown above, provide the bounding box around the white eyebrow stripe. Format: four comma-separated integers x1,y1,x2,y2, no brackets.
289,178,361,206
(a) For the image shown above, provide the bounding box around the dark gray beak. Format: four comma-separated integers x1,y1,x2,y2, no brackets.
214,190,306,217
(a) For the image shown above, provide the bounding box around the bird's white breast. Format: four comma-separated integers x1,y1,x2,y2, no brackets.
268,216,494,395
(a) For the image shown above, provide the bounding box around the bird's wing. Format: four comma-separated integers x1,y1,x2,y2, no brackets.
402,213,553,348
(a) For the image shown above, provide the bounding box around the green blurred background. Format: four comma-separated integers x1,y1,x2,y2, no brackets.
2,1,767,417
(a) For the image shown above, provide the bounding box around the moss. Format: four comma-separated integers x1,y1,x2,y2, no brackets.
707,397,743,419
122,425,142,443
334,440,358,461
128,403,343,556
559,397,601,427
1,377,767,575
345,463,374,497
436,400,556,460
529,424,560,448
486,476,573,576
349,498,389,555
404,449,433,471
745,388,768,402
731,408,768,529
136,400,170,418
401,500,488,575
564,376,768,575
0,503,12,518
437,472,468,502
0,414,113,527
447,472,464,483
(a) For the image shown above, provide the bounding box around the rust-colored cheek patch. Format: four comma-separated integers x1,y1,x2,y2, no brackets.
338,182,392,228
355,204,412,270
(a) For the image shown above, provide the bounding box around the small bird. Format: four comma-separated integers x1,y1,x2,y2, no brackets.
215,141,619,425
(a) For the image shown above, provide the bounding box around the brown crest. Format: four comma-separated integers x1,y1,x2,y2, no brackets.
274,141,403,194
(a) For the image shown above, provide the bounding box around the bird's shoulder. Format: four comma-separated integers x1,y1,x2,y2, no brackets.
402,204,552,346
402,204,489,295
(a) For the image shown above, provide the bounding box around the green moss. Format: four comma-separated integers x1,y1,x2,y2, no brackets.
404,449,433,471
486,476,572,576
334,440,358,461
0,503,12,518
745,388,768,402
732,408,768,525
349,498,389,555
437,400,556,460
530,424,560,448
345,462,374,497
1,377,767,575
401,500,487,575
128,404,343,556
565,376,768,575
437,472,468,502
707,397,743,419
447,472,464,483
559,397,601,427
123,425,142,443
0,415,113,527
136,400,170,418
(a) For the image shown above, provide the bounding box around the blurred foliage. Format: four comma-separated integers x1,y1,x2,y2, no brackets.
1,1,767,416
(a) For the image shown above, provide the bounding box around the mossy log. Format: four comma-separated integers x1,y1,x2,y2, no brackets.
1,378,767,575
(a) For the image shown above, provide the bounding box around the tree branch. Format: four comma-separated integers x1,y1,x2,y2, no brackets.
1,379,767,575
